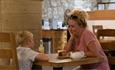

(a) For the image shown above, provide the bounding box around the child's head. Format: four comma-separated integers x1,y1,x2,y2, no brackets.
16,31,34,48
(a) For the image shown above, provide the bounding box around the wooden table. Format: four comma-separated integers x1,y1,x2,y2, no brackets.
34,54,103,70
99,40,115,50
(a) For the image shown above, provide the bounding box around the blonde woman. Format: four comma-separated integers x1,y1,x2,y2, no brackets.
16,31,48,70
63,8,110,70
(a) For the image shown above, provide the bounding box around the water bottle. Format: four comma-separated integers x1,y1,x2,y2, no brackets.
39,40,44,53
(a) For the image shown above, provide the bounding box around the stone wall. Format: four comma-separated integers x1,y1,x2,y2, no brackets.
43,0,98,22
43,0,75,21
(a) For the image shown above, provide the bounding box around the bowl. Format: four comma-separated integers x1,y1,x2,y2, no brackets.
70,51,85,60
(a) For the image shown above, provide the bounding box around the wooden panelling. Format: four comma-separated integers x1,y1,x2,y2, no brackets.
88,10,115,20
1,0,42,49
1,1,42,14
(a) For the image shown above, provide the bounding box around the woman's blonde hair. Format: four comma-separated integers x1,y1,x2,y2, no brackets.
70,8,88,19
68,8,89,28
16,31,33,46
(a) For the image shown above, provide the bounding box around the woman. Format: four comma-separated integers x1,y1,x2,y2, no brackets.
16,31,48,70
63,8,110,70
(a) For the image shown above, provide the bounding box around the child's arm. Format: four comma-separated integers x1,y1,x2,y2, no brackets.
35,53,49,61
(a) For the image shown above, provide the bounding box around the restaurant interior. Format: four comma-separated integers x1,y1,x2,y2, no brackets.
0,0,115,70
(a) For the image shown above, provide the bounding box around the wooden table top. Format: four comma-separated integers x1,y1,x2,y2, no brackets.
34,54,103,67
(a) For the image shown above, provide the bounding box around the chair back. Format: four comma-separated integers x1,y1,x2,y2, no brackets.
97,29,115,39
97,29,115,65
0,32,19,70
92,25,103,35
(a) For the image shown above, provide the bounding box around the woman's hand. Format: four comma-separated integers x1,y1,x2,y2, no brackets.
58,50,70,57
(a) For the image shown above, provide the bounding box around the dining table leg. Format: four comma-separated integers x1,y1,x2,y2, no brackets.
53,66,80,70
42,66,53,70
42,66,62,70
53,67,63,70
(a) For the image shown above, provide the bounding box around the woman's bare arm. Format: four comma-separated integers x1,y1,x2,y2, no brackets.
85,41,100,57
64,37,73,52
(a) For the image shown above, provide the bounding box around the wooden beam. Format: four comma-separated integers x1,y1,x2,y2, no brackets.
88,10,115,20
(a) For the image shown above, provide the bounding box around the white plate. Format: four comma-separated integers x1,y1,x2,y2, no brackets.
49,59,72,63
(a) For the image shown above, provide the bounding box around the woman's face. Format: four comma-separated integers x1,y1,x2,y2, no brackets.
68,19,81,36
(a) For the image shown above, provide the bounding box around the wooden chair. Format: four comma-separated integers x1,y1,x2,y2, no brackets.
97,29,115,68
92,25,103,35
0,32,19,70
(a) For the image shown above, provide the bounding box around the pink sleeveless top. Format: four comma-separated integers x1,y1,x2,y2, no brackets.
75,29,110,70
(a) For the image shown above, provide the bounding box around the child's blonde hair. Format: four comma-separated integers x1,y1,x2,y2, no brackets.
16,31,33,46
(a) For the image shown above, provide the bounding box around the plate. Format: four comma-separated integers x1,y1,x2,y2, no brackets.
57,56,70,59
49,59,72,63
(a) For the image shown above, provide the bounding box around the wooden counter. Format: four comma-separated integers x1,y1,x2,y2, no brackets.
42,29,67,53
